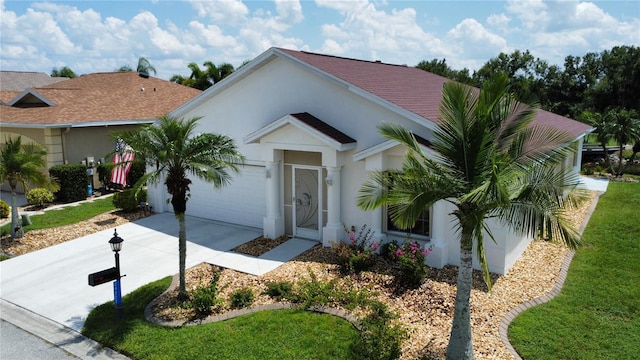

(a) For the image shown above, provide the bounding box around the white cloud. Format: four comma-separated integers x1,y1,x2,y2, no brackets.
446,18,509,69
316,0,450,65
187,0,249,25
506,0,548,30
487,13,510,31
505,0,640,64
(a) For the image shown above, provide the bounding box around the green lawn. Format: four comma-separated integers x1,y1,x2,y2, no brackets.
509,181,640,359
1,197,115,235
82,277,360,360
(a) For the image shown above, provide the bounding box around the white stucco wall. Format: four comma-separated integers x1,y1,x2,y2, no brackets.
146,54,559,275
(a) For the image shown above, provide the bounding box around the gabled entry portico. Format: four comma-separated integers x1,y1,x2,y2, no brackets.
244,113,356,246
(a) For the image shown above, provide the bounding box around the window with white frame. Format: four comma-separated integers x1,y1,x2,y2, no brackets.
385,206,430,238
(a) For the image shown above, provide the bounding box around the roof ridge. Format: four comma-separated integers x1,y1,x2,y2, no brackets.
279,48,410,68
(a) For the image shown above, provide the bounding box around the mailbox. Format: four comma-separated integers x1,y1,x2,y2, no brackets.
88,267,118,286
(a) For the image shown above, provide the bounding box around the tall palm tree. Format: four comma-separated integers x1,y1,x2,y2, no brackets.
0,137,59,239
114,115,245,298
357,74,585,359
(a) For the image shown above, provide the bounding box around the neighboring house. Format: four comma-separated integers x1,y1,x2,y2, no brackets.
0,71,201,192
147,47,593,274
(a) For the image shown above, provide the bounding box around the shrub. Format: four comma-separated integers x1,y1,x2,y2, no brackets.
383,239,431,289
351,301,406,360
49,164,87,203
190,271,223,317
112,189,147,212
295,269,339,308
333,224,379,273
97,163,113,188
229,288,255,309
262,281,294,299
26,188,54,208
0,200,9,218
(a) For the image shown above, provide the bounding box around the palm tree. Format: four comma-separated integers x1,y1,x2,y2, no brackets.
113,115,245,298
136,57,157,75
607,109,640,176
0,137,59,239
203,61,234,84
357,74,584,359
583,110,615,173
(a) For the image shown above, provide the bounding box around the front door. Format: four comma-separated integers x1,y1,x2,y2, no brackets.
293,166,321,240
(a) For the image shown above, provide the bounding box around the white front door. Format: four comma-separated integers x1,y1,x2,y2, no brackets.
293,166,322,240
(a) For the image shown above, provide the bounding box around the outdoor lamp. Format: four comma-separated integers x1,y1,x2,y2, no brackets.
109,230,124,252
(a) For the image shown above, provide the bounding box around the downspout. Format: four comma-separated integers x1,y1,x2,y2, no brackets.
61,127,71,164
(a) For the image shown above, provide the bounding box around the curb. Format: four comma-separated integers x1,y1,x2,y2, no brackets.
499,190,605,359
144,273,360,329
0,299,129,360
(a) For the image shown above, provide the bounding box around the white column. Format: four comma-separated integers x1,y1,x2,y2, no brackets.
263,161,284,239
425,200,448,269
370,206,385,248
322,166,343,247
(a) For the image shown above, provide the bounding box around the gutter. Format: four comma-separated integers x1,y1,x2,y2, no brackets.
0,119,157,129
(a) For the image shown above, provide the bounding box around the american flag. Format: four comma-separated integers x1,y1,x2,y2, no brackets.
110,139,135,187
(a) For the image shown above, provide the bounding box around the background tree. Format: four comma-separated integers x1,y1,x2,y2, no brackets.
416,58,472,84
115,65,134,72
581,111,615,173
607,109,640,176
0,137,59,239
50,66,76,78
136,56,157,75
171,61,236,90
113,115,245,298
357,74,584,359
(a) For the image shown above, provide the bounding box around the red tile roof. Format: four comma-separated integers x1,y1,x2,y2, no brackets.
278,48,593,138
0,72,201,127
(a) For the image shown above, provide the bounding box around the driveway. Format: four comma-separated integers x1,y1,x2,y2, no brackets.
0,213,265,331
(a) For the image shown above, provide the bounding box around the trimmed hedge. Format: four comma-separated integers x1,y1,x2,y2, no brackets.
112,189,147,212
49,164,87,203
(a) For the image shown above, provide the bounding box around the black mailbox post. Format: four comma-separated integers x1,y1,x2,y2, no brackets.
87,229,125,320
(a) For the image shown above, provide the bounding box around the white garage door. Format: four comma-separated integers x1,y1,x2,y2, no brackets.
185,165,266,229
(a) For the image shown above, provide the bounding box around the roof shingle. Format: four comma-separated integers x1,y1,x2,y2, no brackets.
278,48,592,138
0,72,201,126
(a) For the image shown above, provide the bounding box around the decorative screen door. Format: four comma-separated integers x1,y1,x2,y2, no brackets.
293,166,321,239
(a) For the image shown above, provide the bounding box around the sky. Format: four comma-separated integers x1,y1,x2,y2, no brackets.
1,0,638,81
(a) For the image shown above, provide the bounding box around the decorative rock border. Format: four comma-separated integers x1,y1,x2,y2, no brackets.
144,272,360,329
499,191,605,359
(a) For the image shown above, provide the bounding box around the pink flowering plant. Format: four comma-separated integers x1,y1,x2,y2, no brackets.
333,224,379,273
382,239,432,289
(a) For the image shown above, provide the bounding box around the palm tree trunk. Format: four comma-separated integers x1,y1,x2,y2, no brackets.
10,187,23,239
616,144,625,176
446,229,474,360
601,143,614,174
176,212,188,300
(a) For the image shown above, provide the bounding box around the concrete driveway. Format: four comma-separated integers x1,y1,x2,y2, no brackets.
0,213,265,331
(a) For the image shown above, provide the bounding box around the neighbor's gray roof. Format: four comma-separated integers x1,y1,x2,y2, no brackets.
0,71,69,91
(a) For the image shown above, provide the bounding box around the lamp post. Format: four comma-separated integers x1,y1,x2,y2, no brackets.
109,229,124,320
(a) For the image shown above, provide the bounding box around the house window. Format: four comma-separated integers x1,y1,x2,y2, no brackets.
385,207,430,237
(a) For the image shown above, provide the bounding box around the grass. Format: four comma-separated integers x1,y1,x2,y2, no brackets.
1,197,115,235
509,181,640,359
82,277,360,360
